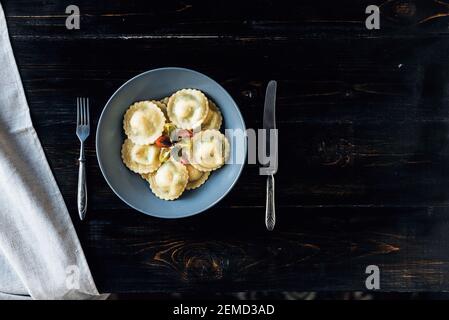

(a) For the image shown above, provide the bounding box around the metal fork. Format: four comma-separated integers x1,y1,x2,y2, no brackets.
76,97,90,220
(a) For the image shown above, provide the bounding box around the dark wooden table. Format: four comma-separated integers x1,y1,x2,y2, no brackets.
4,0,449,293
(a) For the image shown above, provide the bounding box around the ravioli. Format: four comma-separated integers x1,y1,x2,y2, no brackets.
201,100,222,130
123,101,166,145
147,159,189,200
167,89,209,129
151,100,168,120
121,139,161,174
185,164,210,190
190,129,230,172
122,90,230,201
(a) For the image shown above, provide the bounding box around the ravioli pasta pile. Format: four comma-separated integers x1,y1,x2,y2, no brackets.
121,89,230,200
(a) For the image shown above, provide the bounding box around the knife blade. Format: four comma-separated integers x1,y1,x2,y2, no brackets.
262,80,277,231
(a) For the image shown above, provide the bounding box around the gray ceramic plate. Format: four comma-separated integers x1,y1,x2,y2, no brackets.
96,67,247,218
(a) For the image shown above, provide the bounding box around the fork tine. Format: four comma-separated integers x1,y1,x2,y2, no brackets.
79,98,83,126
85,98,89,126
85,98,88,126
81,98,85,125
81,97,84,125
76,97,80,125
87,98,90,127
85,98,88,125
83,97,87,126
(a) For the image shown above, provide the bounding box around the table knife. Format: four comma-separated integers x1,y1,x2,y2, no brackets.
262,80,278,231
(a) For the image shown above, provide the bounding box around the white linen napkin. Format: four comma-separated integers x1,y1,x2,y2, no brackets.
0,3,103,299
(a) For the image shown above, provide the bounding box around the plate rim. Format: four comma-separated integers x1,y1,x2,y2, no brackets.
95,67,247,218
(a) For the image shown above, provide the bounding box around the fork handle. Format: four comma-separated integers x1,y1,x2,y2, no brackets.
77,158,87,220
265,174,275,231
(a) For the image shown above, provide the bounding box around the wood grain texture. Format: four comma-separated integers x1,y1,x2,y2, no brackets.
83,206,449,292
3,0,449,292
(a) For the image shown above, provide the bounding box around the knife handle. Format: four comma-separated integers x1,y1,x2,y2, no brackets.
265,174,275,231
